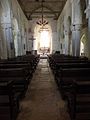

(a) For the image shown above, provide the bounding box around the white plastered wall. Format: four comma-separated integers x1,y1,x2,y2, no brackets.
0,0,29,59
57,0,72,54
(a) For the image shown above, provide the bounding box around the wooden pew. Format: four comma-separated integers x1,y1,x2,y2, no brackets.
0,63,33,81
0,54,40,72
0,68,29,98
0,54,40,98
67,81,90,120
0,80,20,120
48,54,90,120
48,54,88,72
54,62,90,82
56,68,90,99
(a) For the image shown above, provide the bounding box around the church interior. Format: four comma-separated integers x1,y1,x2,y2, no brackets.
0,0,90,120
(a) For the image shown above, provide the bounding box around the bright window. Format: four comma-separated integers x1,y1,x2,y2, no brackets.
40,31,49,47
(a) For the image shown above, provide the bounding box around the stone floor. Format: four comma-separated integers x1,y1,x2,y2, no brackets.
17,59,70,120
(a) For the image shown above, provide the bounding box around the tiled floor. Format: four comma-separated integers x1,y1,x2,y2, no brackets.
17,59,70,120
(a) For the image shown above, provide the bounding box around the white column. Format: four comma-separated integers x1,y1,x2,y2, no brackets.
71,24,81,56
64,30,69,55
85,3,90,57
71,0,82,56
52,32,59,51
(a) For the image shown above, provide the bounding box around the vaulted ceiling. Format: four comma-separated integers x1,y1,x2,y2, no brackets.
17,0,67,20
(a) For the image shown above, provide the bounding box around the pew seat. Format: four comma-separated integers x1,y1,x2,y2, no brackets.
0,68,30,98
0,80,20,120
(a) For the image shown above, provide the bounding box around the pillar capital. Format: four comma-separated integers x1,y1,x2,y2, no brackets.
71,24,81,31
85,5,90,19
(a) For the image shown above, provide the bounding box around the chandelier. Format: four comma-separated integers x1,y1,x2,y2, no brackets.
36,0,48,27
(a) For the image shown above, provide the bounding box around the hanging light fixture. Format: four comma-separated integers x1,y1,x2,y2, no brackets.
36,0,48,27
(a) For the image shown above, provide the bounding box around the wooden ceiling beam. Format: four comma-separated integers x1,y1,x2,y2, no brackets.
28,15,56,19
25,11,60,14
23,0,66,3
28,5,58,18
17,0,67,20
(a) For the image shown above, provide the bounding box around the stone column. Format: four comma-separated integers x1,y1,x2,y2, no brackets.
85,2,90,57
64,30,69,55
71,0,82,56
52,32,59,51
71,24,81,56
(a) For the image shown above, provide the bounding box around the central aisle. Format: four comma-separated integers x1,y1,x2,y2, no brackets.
17,59,70,120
